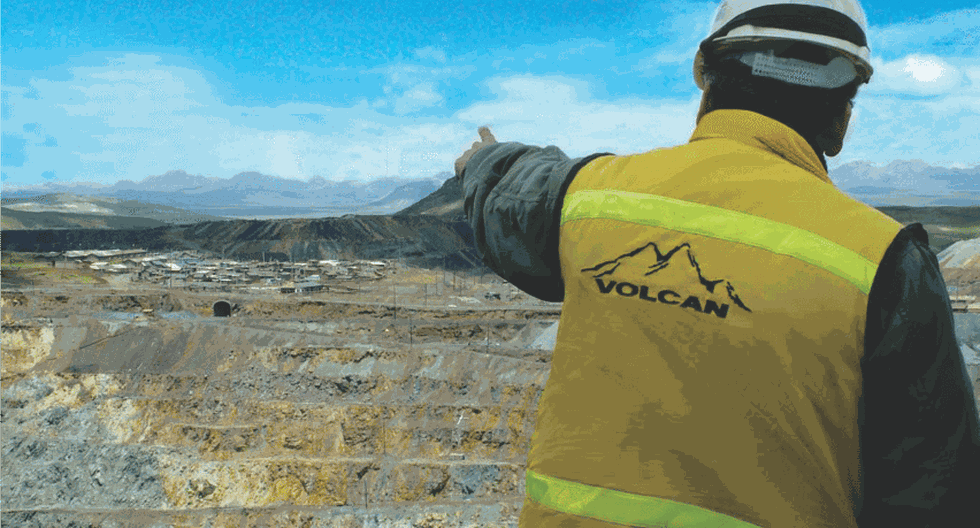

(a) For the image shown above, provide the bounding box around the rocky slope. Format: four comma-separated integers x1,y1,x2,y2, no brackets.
1,215,483,270
2,184,977,275
2,257,977,528
395,177,463,219
1,289,557,527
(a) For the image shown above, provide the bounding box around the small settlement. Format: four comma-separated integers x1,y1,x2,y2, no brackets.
43,249,390,294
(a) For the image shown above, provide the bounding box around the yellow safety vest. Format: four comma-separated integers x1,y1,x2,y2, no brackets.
521,110,903,528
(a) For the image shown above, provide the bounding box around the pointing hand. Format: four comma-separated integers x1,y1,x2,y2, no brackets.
455,126,498,178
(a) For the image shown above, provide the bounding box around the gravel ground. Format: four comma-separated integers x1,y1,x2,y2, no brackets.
3,260,978,527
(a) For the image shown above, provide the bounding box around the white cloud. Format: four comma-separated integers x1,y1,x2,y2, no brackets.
267,132,303,176
457,74,700,157
2,54,472,184
626,1,714,73
821,9,980,168
868,54,966,95
5,4,979,188
394,83,444,115
7,57,704,187
904,57,946,83
832,89,980,169
361,61,472,115
832,11,980,168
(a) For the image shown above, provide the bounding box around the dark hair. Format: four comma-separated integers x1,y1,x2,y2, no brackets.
702,50,859,145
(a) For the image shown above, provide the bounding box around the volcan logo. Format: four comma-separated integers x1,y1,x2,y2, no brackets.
581,242,751,319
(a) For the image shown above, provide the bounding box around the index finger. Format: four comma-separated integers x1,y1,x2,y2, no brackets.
478,126,496,143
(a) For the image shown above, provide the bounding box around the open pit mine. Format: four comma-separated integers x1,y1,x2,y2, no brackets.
1,266,563,527
2,198,978,527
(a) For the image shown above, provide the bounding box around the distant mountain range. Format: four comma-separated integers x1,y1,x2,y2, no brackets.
830,160,980,206
2,163,977,262
397,160,980,218
2,170,453,218
1,160,976,223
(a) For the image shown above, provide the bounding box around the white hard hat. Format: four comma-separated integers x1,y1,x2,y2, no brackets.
694,0,873,90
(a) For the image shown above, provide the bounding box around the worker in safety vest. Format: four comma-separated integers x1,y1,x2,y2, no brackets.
454,0,980,527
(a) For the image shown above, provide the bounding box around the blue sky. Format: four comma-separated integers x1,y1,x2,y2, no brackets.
2,0,979,187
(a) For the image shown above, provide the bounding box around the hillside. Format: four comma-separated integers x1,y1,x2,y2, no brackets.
3,202,978,272
0,193,230,230
2,168,977,273
0,209,170,230
174,216,481,268
395,176,464,218
1,215,483,270
876,206,980,252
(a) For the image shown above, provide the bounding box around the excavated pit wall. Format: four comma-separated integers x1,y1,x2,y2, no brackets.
3,291,979,528
2,304,554,527
0,215,483,269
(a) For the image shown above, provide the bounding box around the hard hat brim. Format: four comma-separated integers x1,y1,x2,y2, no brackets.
694,32,873,90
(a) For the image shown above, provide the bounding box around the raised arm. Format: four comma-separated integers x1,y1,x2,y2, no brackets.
455,129,610,302
858,223,980,527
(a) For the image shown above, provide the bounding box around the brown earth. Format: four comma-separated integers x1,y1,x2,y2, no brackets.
0,208,171,230
1,214,482,271
1,259,558,528
944,267,980,298
3,242,978,527
938,237,980,299
1,260,108,292
3,206,978,270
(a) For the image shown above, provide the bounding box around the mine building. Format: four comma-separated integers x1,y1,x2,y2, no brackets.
294,281,324,294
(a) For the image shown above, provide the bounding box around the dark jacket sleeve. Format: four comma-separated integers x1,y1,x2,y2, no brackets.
458,142,610,302
858,223,980,527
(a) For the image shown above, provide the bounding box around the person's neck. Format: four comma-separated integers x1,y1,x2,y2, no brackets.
757,110,830,172
697,98,831,172
802,136,828,172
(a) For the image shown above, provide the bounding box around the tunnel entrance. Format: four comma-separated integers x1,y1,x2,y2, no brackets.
213,300,232,317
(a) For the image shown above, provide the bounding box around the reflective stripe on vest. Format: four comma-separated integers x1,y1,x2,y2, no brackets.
561,189,878,295
526,469,761,527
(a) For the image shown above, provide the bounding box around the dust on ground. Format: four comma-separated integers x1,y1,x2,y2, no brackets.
3,250,978,528
2,255,557,527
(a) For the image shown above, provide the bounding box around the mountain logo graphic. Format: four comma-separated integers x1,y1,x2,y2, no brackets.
581,242,751,318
